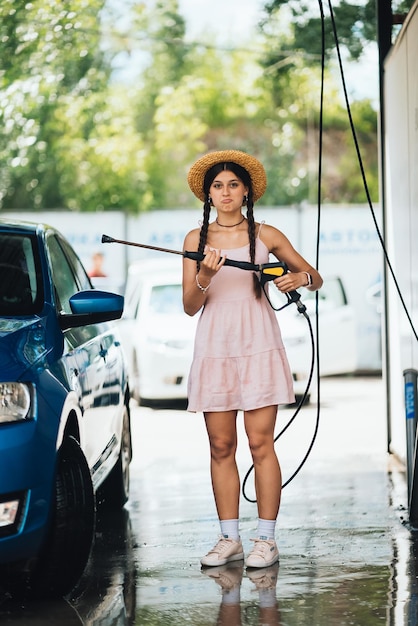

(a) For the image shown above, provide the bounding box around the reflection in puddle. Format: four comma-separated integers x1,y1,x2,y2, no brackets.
388,462,418,626
69,508,137,624
202,561,281,626
0,508,136,626
2,450,418,624
131,462,411,625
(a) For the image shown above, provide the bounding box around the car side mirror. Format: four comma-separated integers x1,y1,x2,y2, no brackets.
59,290,124,330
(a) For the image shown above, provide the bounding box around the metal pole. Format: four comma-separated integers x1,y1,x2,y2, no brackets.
404,369,418,524
376,0,393,453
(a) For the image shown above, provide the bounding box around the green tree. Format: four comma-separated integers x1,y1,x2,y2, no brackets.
124,0,198,208
53,89,148,211
261,0,415,64
0,0,388,212
0,0,112,210
124,0,191,135
255,1,383,204
0,0,210,212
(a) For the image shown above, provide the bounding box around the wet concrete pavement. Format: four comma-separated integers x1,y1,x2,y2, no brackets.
2,375,418,625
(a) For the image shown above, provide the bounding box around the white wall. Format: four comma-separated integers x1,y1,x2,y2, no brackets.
3,211,127,295
4,204,383,372
384,0,418,462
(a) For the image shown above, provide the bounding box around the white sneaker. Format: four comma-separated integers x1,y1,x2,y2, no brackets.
245,538,279,568
201,561,244,590
246,561,279,589
200,535,244,567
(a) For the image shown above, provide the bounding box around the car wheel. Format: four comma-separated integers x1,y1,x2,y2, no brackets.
98,405,132,510
29,436,95,598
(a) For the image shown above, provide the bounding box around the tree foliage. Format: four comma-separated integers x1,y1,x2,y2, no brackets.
0,0,173,212
0,0,399,211
0,0,113,209
261,0,415,64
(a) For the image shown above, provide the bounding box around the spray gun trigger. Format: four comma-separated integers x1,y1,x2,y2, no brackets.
261,266,286,278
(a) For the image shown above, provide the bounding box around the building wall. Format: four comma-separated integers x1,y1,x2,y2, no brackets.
4,204,383,373
384,0,418,462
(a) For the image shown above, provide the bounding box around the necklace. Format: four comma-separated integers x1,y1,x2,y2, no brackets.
216,216,245,228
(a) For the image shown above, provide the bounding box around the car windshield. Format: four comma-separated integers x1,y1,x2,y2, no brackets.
0,233,43,316
149,284,183,314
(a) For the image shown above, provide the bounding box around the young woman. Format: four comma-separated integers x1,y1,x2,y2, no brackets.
182,150,322,569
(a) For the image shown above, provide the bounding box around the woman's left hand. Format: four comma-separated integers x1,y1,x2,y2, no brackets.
273,272,307,293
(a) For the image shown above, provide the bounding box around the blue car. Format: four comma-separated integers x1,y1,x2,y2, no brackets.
0,220,132,598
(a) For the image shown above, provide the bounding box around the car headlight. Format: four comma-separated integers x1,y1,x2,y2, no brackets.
0,498,19,528
0,491,25,536
0,383,32,423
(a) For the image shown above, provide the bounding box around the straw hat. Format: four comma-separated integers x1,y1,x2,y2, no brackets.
187,149,267,202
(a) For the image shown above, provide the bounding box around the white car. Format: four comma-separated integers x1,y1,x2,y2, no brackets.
118,259,198,404
270,276,357,396
119,260,356,405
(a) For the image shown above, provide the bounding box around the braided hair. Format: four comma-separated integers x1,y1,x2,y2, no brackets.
198,161,262,298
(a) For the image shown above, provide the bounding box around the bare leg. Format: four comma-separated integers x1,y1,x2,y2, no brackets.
204,410,239,520
244,405,281,520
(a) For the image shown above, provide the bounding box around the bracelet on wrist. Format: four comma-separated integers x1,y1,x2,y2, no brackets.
196,274,211,293
302,271,313,287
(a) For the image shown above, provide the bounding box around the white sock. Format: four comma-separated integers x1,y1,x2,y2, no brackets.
259,588,277,608
220,518,240,540
222,587,241,605
257,518,276,540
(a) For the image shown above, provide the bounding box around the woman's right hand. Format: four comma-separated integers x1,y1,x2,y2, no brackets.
199,246,226,279
182,235,226,316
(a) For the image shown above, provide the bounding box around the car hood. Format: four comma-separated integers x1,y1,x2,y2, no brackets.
0,310,62,381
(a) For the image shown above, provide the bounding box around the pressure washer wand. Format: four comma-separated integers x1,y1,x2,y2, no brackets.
102,234,259,271
101,233,303,308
